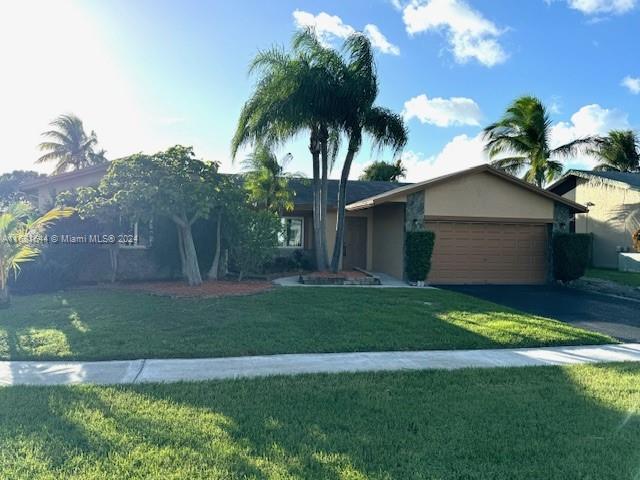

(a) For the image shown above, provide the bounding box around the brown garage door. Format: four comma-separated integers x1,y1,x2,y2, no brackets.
425,221,549,285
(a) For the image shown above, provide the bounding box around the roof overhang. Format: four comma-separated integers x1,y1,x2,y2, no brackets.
548,169,640,192
21,162,110,191
346,164,588,214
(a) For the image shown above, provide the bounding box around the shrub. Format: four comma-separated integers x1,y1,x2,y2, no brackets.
405,231,435,282
553,233,592,283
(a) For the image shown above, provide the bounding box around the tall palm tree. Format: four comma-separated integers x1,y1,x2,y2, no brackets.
483,96,591,187
37,114,107,174
325,34,407,272
242,146,301,213
231,33,339,270
589,130,640,172
0,202,73,306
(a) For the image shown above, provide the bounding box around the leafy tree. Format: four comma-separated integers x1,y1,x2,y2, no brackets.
0,170,45,203
227,203,282,281
0,201,73,306
589,130,640,172
483,96,592,187
359,159,406,182
242,146,300,213
37,114,107,174
92,145,221,286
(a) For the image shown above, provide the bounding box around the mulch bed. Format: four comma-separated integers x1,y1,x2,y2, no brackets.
110,280,274,298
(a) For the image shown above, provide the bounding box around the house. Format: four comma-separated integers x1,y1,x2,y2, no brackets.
21,162,587,285
287,164,585,284
548,170,640,269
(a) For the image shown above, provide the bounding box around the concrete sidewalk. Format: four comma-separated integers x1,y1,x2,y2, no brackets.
2,343,640,386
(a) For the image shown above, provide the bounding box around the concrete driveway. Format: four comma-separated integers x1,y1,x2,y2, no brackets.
441,285,640,342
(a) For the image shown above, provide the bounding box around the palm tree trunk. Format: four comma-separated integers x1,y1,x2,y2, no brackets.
319,125,330,268
331,137,359,273
0,276,9,308
310,128,327,271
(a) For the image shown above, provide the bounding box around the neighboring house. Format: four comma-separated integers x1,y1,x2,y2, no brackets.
22,163,587,285
548,170,640,269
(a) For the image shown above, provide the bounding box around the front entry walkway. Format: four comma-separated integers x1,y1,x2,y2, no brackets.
2,343,640,386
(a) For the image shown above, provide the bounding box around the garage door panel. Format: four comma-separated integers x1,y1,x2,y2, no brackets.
425,221,548,285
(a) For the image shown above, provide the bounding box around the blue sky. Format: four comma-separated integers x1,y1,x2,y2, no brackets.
1,0,638,180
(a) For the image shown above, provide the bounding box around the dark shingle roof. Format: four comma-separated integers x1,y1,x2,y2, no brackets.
565,170,640,190
287,178,410,208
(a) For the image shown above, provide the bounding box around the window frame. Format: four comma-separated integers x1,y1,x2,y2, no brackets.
279,216,305,249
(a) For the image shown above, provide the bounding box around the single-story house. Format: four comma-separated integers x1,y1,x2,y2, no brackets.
22,163,587,285
548,170,640,268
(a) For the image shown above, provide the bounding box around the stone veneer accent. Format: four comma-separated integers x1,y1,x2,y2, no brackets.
405,191,425,232
553,202,573,233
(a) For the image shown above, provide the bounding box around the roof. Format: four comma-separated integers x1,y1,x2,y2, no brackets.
346,164,588,213
287,178,410,208
548,169,640,192
21,162,110,191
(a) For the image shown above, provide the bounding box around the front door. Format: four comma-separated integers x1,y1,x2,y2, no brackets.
343,217,367,270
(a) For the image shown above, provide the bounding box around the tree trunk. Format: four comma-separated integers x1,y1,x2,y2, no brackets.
319,126,330,269
0,281,9,308
208,211,222,280
174,218,202,286
310,128,327,271
108,245,119,283
331,138,359,273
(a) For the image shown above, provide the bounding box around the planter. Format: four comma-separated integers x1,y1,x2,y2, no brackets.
618,253,640,273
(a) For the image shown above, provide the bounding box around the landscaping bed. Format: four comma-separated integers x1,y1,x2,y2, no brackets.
299,270,381,285
1,363,639,479
108,280,273,298
572,268,640,301
0,288,613,361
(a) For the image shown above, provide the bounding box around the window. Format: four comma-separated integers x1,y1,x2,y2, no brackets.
279,217,304,248
117,218,153,249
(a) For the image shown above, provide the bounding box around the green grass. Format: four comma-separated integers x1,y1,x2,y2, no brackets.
2,363,640,479
586,268,640,287
0,288,613,361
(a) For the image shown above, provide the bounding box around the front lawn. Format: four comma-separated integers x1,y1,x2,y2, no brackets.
2,363,640,479
0,288,612,361
586,268,640,287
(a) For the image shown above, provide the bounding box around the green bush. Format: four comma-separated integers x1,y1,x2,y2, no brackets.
553,233,592,283
405,231,436,282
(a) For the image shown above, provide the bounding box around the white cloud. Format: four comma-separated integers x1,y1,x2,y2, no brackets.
350,133,487,181
622,76,640,94
550,104,631,169
363,24,400,55
402,0,507,67
403,94,482,127
293,11,399,55
566,0,636,15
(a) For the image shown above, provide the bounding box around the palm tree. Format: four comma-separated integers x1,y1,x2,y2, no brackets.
589,130,640,172
0,202,73,306
231,32,339,270
324,34,407,272
360,159,407,182
37,114,107,174
242,146,301,213
483,96,591,187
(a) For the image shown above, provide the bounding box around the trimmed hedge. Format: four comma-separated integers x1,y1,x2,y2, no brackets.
553,233,592,283
405,231,436,282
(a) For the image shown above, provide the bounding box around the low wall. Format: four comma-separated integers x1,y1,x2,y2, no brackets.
619,253,640,273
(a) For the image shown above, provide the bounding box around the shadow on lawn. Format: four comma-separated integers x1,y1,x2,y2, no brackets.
1,364,640,478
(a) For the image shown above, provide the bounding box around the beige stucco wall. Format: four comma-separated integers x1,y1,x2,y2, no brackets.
30,170,106,211
425,171,555,220
372,203,405,279
565,178,640,268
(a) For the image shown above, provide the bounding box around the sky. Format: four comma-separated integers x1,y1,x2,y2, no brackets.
0,0,638,181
